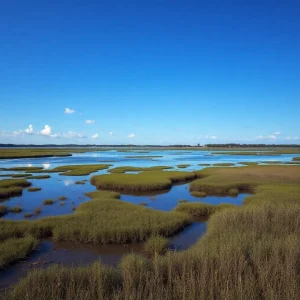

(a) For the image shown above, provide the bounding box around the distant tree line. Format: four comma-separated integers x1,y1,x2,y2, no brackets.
205,143,300,148
0,143,299,148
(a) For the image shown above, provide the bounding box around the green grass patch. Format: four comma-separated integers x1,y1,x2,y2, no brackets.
191,191,207,197
239,162,259,166
92,171,197,192
0,187,23,199
0,148,98,159
213,163,235,166
292,157,300,161
0,178,32,189
0,236,38,269
198,163,211,166
144,235,169,255
0,178,31,199
2,167,43,172
45,164,111,176
27,175,51,179
11,173,32,178
176,164,191,168
191,165,300,196
108,166,172,173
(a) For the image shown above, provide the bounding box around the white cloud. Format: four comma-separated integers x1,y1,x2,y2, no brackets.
92,133,99,139
205,134,217,140
256,135,264,140
40,125,52,136
109,132,113,135
65,108,75,114
128,133,135,138
285,136,299,140
273,132,281,135
24,125,34,134
86,120,95,124
268,135,277,140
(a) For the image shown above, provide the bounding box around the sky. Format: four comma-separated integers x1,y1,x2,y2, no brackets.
0,0,300,145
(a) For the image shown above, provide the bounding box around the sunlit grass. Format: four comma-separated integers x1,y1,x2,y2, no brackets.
0,178,31,199
144,235,169,255
91,171,197,192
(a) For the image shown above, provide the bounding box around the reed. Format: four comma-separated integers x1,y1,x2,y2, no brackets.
0,236,37,269
144,235,169,255
175,202,236,217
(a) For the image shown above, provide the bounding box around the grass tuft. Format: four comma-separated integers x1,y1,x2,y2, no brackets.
0,236,37,269
144,235,169,255
175,202,236,217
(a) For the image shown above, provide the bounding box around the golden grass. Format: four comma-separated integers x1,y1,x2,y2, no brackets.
91,171,197,192
0,236,37,269
175,202,236,217
0,148,98,159
191,165,300,195
144,235,169,255
0,179,31,199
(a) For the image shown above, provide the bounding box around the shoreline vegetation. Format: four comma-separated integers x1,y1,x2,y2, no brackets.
1,164,299,299
0,146,300,160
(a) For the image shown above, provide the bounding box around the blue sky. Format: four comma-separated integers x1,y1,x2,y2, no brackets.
0,1,299,145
